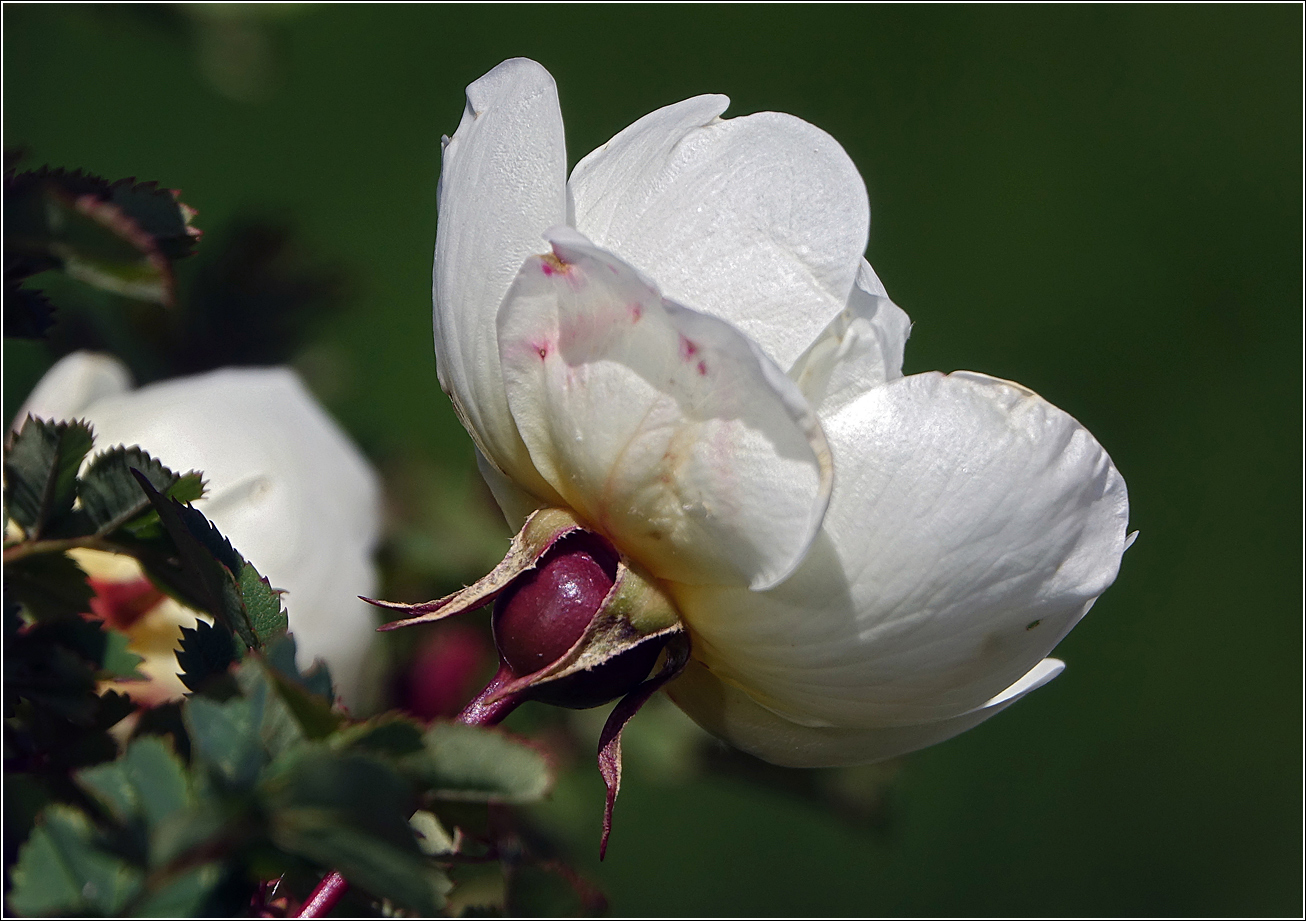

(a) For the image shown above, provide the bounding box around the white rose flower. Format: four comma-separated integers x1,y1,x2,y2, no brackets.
18,352,383,711
433,59,1131,766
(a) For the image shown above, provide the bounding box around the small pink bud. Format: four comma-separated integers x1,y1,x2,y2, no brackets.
404,623,494,720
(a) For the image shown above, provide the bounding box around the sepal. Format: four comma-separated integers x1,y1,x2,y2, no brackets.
370,507,583,630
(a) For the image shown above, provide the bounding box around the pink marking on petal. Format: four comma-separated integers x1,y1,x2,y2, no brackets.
697,360,708,376
628,303,643,323
678,334,700,360
534,342,549,360
541,253,570,277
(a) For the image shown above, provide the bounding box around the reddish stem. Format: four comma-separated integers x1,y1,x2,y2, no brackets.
296,872,348,919
455,663,523,725
295,663,524,917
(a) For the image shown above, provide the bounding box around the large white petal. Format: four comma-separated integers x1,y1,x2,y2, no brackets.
16,351,133,426
671,371,1129,727
497,227,832,590
789,258,912,416
475,446,544,532
666,656,1065,767
72,367,383,709
570,100,869,370
434,58,567,502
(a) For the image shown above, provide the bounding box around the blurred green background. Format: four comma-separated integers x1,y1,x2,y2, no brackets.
5,4,1300,916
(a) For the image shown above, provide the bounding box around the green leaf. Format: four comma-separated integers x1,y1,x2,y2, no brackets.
131,471,255,649
76,446,204,536
176,619,237,695
266,749,448,915
274,812,450,916
6,169,200,308
233,659,306,759
261,635,339,736
267,670,342,740
132,862,225,917
75,736,191,833
183,694,265,791
102,176,202,262
147,803,226,870
101,629,146,680
238,562,288,647
409,722,553,804
5,550,95,621
265,632,334,702
8,804,143,916
4,416,93,538
332,715,426,757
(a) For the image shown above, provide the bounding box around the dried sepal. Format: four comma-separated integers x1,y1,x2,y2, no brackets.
370,507,583,630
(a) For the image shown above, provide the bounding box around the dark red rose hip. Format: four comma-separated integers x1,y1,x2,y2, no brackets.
492,532,664,708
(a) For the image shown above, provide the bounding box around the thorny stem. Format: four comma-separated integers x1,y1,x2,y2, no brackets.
295,666,525,918
2,534,125,564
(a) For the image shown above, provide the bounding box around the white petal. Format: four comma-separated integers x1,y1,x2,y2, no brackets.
71,368,383,709
475,446,544,532
570,100,869,370
433,58,568,502
672,371,1128,727
16,351,133,427
666,656,1065,768
497,228,832,590
789,259,913,416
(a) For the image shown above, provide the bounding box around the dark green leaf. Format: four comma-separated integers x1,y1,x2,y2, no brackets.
131,701,192,762
238,562,287,647
176,619,237,695
4,416,93,537
268,670,342,740
172,499,243,575
266,749,447,915
148,803,227,870
233,659,305,759
132,862,225,917
5,168,199,307
5,616,110,724
409,722,552,804
75,736,191,832
131,471,255,648
5,551,95,621
7,804,143,915
5,685,133,780
103,176,201,262
6,641,97,723
3,774,52,870
266,633,335,702
76,446,204,536
183,694,264,791
332,716,426,757
3,279,55,339
273,812,450,916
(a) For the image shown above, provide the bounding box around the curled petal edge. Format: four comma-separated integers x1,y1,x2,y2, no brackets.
666,656,1066,768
